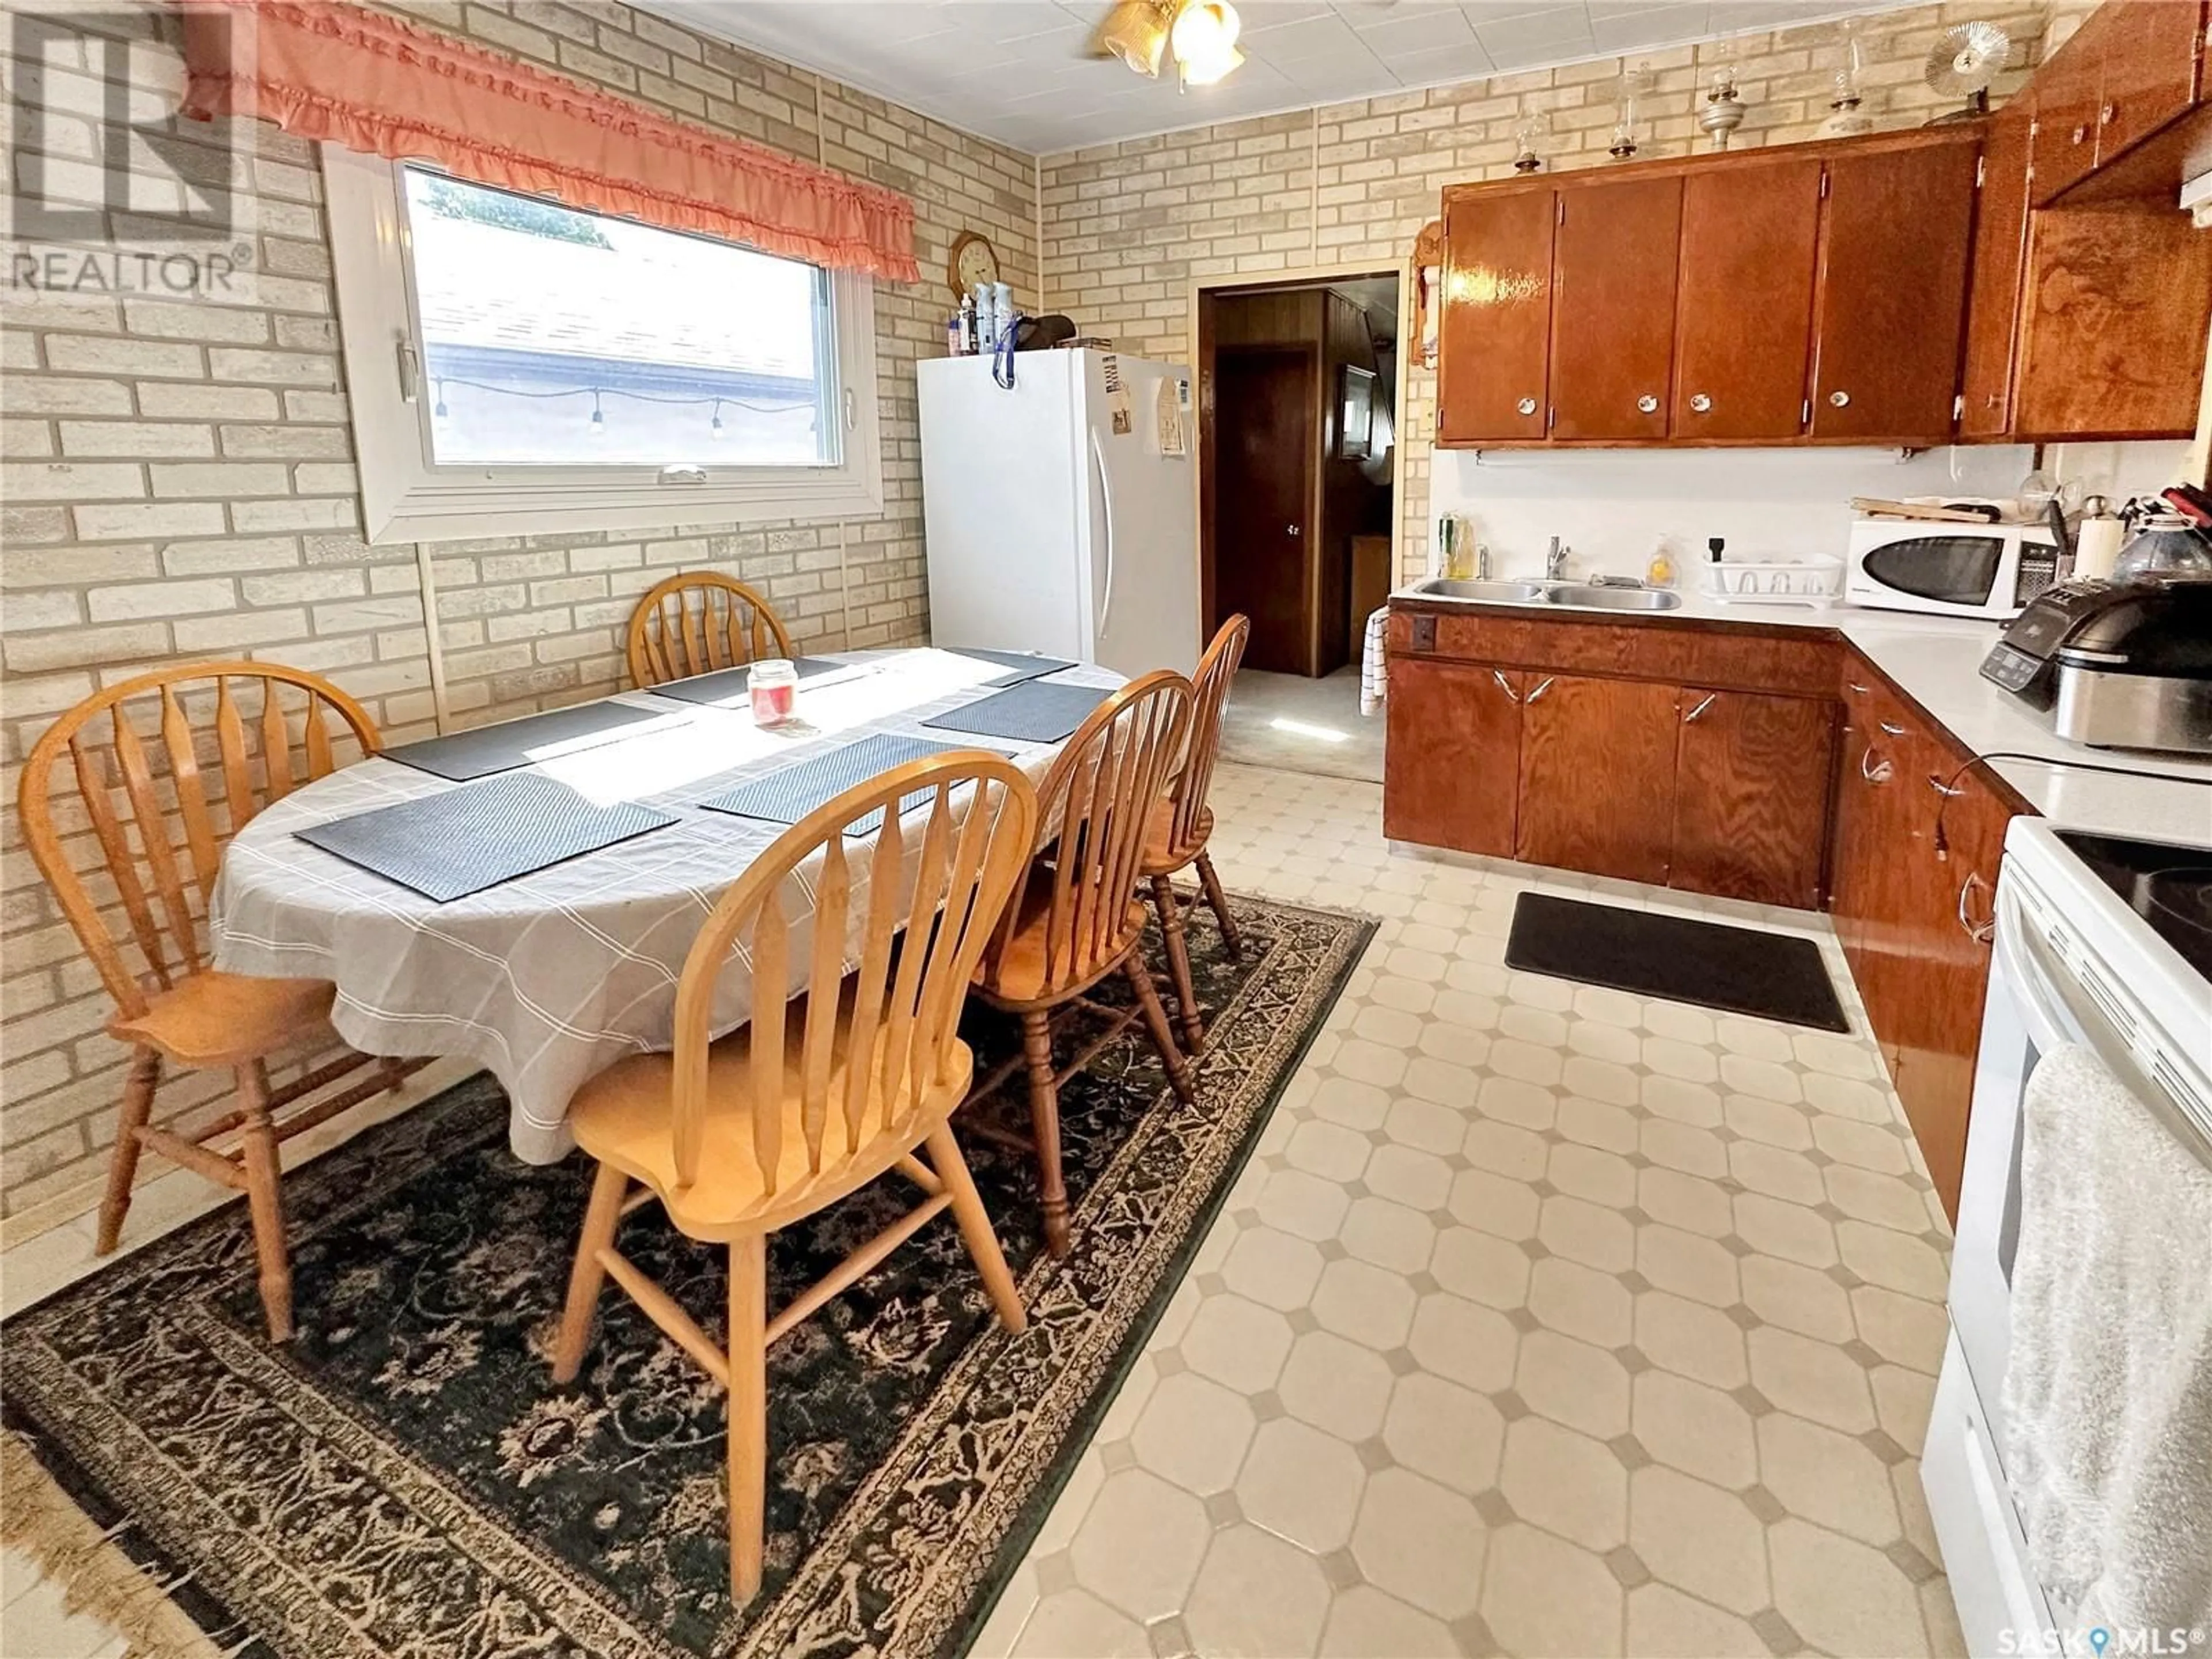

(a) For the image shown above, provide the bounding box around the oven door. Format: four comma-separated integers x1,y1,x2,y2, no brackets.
1849,529,2016,615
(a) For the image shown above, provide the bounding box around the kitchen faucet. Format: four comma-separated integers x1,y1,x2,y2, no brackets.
1546,536,1569,581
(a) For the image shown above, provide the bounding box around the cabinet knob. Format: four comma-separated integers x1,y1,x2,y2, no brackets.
1829,389,1851,408
1688,393,1712,414
1637,394,1660,414
2071,123,2089,144
2101,103,2116,126
1517,396,1538,416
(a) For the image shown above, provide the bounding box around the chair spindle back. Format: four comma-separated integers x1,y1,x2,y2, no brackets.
626,573,795,688
666,753,1037,1198
19,663,382,1019
1165,615,1249,861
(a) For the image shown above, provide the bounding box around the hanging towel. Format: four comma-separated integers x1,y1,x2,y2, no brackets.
2002,1043,2212,1637
1359,607,1389,716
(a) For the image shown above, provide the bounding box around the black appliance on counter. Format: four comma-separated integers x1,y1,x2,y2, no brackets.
1980,577,2212,753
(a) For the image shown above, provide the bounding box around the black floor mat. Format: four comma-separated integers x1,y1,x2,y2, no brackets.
1505,892,1850,1032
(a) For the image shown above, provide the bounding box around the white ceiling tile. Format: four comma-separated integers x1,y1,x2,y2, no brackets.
1349,7,1479,55
1381,40,1500,83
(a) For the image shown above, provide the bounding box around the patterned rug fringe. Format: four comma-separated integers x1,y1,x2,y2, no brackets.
1,1432,231,1659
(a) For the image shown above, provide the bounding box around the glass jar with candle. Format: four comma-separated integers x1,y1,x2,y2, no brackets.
748,659,798,726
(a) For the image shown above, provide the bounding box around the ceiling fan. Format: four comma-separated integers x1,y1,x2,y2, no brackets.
1088,0,1245,88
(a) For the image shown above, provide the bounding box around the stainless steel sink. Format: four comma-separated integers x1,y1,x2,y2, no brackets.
1546,584,1684,612
1411,578,1548,603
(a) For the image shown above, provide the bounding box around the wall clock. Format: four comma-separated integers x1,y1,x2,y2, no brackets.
948,230,1001,299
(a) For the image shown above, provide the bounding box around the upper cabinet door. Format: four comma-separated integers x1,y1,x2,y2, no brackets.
1809,138,1978,442
1437,188,1555,445
1549,176,1683,441
1672,157,1822,441
1960,114,2033,437
2029,17,2108,204
2097,0,2205,162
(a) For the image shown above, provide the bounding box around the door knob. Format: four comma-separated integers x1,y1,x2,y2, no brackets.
1287,524,1301,536
1637,395,1659,414
1829,390,1851,408
1688,393,1712,413
1517,396,1538,416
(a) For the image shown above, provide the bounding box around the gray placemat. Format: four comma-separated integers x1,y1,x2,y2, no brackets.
294,774,678,903
947,647,1078,686
698,733,1002,836
923,680,1112,744
384,700,674,782
648,656,868,707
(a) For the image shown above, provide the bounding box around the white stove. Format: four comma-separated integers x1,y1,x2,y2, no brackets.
1922,816,2211,1656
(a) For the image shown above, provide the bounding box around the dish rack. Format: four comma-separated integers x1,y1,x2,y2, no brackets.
1700,556,1843,607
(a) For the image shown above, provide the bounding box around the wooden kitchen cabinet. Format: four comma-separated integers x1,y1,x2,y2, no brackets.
1437,188,1555,444
2097,0,2206,159
1384,657,1523,857
1808,135,1979,442
1548,176,1683,441
1669,689,1838,908
1514,672,1680,884
1672,156,1823,441
1959,107,2033,437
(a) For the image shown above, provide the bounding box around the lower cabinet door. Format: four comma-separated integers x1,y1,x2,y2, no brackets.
1384,658,1522,855
1669,688,1837,909
1514,672,1678,883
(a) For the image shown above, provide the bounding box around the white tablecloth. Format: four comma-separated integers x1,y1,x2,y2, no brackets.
212,649,1116,1164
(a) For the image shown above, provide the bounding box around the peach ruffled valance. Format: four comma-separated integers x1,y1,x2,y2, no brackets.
178,1,918,282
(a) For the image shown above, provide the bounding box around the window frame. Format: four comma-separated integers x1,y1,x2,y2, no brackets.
324,146,883,546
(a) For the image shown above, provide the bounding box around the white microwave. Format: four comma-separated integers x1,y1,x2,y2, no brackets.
1844,517,2061,620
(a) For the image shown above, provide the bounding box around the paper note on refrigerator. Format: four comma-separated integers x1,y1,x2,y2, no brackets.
1101,352,1133,436
1156,376,1189,456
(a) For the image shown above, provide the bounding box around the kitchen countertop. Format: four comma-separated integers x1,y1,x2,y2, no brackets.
1387,584,2212,846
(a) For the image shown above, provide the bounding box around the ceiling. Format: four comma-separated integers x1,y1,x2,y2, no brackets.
643,2,1900,154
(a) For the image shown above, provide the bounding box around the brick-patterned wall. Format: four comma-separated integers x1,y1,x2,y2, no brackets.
1037,1,2059,585
0,1,1036,1220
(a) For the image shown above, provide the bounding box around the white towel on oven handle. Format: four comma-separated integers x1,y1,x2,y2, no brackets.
2002,1042,2212,1637
1359,607,1388,716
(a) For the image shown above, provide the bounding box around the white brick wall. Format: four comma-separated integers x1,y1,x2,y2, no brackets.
0,0,1037,1221
1037,1,2059,586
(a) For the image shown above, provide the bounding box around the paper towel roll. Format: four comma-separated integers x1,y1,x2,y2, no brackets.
2074,515,2126,581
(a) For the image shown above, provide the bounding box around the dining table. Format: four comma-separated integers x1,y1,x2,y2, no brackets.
211,647,1122,1165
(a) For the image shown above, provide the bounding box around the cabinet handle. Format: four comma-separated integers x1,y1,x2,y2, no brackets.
1846,681,1870,695
1927,772,1965,798
1683,692,1717,724
1637,394,1660,414
1492,668,1521,703
2071,123,2089,145
1878,721,1907,738
1861,746,1893,783
1957,871,1995,944
1829,389,1851,408
1527,676,1555,704
1688,393,1712,414
1517,396,1538,416
2100,102,2116,126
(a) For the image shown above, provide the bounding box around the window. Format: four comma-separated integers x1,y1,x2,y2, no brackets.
325,150,881,544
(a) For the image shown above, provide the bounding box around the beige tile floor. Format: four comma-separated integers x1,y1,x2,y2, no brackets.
0,763,1962,1659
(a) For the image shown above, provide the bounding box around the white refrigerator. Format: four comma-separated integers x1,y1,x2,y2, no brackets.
918,349,1200,680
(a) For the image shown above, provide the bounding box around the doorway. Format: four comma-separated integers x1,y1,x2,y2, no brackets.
1197,271,1400,783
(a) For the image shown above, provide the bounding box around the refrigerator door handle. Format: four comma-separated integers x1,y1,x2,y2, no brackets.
1090,427,1116,637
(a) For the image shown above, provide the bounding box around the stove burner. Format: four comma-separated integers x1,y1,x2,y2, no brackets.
2145,868,2212,937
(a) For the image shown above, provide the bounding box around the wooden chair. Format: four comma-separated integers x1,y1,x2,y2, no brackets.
549,751,1039,1604
625,571,795,688
17,662,423,1340
1143,615,1251,1052
968,670,1199,1257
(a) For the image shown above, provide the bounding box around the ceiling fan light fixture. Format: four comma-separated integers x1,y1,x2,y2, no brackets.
1177,38,1244,88
1096,0,1171,77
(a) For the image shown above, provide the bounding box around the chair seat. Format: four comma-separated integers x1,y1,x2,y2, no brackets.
108,970,335,1069
1141,801,1213,877
974,876,1150,1005
570,994,974,1242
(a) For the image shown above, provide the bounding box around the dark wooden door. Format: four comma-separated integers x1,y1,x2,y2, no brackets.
1808,138,1978,442
1549,177,1683,441
1669,689,1837,909
1384,660,1522,856
2097,0,2203,164
1960,115,2032,438
1437,188,1555,444
1672,158,1822,441
1514,672,1679,884
1215,346,1315,675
